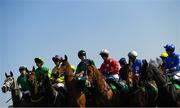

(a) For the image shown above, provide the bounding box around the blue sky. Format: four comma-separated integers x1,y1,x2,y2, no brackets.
0,0,180,106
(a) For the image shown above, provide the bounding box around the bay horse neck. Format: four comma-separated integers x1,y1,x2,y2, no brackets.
87,66,111,94
126,65,137,88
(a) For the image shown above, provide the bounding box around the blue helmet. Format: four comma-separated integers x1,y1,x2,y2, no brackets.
164,44,175,52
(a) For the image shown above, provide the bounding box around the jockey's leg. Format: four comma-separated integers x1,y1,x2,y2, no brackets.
52,83,66,92
105,75,118,89
21,90,31,104
112,74,119,81
168,71,180,86
110,74,127,92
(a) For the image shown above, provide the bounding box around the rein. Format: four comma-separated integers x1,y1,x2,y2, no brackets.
162,81,172,88
6,98,12,103
128,87,144,96
30,96,45,103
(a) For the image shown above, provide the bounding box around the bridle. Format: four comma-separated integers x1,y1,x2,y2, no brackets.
86,66,111,96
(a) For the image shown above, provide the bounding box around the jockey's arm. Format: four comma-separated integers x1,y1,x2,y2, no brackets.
76,71,84,77
47,69,51,78
170,55,180,72
165,55,180,73
110,60,119,74
17,77,22,91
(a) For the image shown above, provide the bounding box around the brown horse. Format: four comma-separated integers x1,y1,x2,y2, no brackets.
124,65,146,107
27,71,46,106
58,55,86,107
86,65,124,106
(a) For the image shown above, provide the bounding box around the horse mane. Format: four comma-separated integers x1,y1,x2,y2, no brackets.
148,59,180,106
13,78,19,90
87,65,104,80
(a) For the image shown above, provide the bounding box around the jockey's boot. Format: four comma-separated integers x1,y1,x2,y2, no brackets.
173,79,180,86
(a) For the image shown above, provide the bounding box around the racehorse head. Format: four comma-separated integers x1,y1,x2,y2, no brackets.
86,65,104,88
1,71,21,106
59,55,75,83
1,71,15,93
140,59,167,87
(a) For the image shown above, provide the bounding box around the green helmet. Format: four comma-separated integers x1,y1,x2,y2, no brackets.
34,57,44,64
78,50,86,57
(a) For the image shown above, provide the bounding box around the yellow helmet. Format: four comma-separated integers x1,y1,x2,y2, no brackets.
160,53,168,58
70,65,76,71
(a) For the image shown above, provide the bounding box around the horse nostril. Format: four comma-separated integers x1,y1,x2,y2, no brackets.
1,86,7,93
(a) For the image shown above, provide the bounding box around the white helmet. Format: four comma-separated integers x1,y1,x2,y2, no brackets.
100,49,109,56
128,51,138,58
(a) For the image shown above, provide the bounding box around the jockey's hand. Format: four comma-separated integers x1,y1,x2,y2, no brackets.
166,69,170,73
77,71,84,77
76,73,82,77
170,67,176,72
19,87,22,91
106,72,111,75
135,74,139,77
85,80,91,87
50,78,55,83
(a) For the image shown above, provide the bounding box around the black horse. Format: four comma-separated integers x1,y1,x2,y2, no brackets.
28,71,66,106
141,59,180,106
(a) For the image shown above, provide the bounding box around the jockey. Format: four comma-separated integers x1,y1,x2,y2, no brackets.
99,49,120,81
128,51,142,76
76,50,95,80
164,44,180,80
51,55,66,91
34,57,51,82
17,65,31,100
119,57,128,81
159,52,168,74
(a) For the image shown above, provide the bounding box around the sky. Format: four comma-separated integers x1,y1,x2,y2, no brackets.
0,0,180,107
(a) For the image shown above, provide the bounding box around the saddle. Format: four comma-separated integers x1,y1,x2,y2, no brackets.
105,77,128,94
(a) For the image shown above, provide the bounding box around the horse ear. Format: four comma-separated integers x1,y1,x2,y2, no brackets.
10,71,13,77
142,59,148,67
32,66,35,72
64,55,68,61
5,73,8,78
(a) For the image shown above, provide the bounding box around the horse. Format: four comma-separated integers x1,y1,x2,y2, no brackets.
58,55,86,107
28,70,64,107
124,64,146,107
141,59,180,106
1,71,21,107
85,64,128,106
